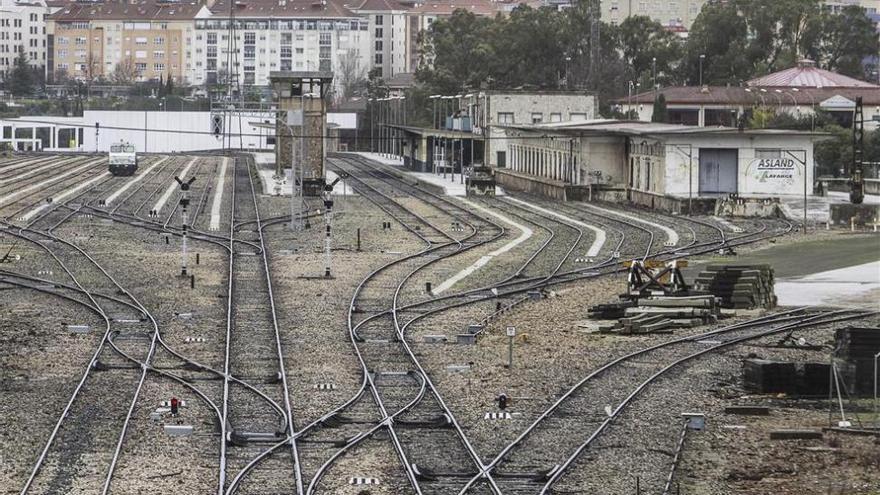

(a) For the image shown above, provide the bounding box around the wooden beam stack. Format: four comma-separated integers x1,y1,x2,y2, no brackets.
693,264,776,309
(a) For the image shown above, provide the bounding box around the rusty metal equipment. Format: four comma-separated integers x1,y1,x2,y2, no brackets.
624,260,689,297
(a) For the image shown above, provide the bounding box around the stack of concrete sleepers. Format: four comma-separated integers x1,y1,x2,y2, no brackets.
693,264,776,309
834,326,880,395
618,295,720,334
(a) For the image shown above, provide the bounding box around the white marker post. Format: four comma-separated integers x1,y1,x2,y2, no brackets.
505,326,516,368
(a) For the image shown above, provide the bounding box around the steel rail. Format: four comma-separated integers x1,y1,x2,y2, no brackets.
538,309,875,493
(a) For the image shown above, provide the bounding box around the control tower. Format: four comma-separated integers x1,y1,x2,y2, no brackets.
270,71,333,197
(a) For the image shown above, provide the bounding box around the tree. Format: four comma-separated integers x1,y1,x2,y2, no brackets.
416,9,495,93
682,2,752,85
165,75,174,96
110,59,138,85
337,48,367,102
366,67,389,100
615,15,682,87
9,49,35,96
651,93,667,122
491,5,570,89
801,5,880,79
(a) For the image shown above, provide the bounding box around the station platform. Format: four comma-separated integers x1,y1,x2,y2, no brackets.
348,152,504,197
252,152,355,196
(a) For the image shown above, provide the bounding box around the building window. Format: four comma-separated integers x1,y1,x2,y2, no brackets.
135,51,147,59
498,112,514,124
374,53,382,64
206,32,217,44
154,37,164,44
281,33,292,45
550,113,562,123
375,15,383,26
570,112,587,120
244,32,255,44
154,63,165,71
135,62,146,71
75,37,86,45
531,113,543,124
135,37,148,45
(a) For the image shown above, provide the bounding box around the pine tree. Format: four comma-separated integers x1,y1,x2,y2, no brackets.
165,75,174,96
9,49,34,97
651,93,668,123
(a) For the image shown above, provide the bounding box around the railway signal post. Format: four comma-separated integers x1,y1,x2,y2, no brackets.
321,176,342,279
505,325,516,368
174,176,196,277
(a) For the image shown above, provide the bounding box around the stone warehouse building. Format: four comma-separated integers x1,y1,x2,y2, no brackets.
494,119,824,209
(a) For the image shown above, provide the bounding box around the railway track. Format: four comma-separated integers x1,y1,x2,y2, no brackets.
295,156,508,495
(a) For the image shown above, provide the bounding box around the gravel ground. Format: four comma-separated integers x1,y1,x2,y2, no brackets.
553,314,880,495
2,152,876,495
0,288,104,490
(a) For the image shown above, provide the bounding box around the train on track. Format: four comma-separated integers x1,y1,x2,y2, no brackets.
108,141,138,176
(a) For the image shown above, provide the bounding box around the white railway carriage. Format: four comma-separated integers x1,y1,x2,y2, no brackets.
108,142,138,176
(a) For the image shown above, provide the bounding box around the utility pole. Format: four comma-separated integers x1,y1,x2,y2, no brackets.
174,176,196,276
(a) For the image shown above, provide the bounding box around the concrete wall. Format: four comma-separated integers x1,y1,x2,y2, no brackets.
1,110,355,153
578,136,627,186
494,168,568,201
662,134,815,197
818,177,880,196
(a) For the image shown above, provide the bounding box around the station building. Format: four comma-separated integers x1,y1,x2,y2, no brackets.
616,60,880,130
387,90,598,173
492,119,824,212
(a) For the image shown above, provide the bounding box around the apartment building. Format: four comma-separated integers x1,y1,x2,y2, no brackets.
601,0,879,30
0,0,59,80
48,1,197,83
351,0,409,78
824,0,879,14
189,0,371,91
600,0,708,28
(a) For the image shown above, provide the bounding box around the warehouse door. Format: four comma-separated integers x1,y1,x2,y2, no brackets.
699,149,738,194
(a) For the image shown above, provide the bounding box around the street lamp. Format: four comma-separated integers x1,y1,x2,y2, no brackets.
652,57,658,97
699,54,705,87
792,88,816,131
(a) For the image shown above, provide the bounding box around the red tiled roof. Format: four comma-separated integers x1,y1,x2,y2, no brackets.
50,0,359,20
747,59,878,88
209,0,357,18
352,0,409,11
407,0,500,15
51,0,203,21
618,86,880,106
